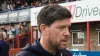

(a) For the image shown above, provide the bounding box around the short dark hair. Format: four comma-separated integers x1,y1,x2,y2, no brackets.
37,4,72,32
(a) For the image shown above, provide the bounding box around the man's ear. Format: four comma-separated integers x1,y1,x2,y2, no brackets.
40,24,47,33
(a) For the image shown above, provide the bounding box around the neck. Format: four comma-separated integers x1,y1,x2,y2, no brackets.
40,36,56,55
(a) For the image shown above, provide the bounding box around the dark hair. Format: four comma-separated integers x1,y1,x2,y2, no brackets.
37,4,72,32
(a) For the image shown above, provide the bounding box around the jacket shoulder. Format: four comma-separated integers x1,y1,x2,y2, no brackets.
16,51,35,56
16,44,39,56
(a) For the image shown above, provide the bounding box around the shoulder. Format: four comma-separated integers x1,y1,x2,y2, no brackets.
16,44,38,56
16,51,35,56
61,49,72,56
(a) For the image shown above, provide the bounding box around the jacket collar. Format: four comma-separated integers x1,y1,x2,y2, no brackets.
32,39,60,56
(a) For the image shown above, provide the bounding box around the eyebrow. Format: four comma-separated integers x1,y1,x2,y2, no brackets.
58,24,71,28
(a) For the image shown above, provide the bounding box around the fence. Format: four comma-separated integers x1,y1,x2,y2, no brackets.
5,33,30,56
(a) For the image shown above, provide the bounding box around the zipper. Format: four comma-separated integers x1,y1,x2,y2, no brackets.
61,53,62,56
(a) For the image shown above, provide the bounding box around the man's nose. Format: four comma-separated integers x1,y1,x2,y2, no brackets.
63,28,70,36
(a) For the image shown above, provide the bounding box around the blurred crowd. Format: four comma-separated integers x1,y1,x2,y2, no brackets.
0,0,78,49
0,22,29,40
0,0,77,12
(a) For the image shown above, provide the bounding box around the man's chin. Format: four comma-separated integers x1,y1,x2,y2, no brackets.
58,46,67,50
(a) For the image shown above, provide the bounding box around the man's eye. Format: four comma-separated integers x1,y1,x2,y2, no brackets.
59,26,66,30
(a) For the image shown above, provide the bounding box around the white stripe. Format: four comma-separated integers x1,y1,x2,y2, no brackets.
61,53,62,56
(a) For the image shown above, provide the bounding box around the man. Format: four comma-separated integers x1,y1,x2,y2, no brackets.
0,30,9,56
16,4,72,56
7,24,16,49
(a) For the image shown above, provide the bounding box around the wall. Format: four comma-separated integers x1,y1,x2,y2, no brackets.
67,22,100,51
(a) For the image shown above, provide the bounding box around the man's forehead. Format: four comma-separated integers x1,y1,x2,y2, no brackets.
51,19,71,27
55,18,71,23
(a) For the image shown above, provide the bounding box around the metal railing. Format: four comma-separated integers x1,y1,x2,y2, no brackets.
5,32,30,56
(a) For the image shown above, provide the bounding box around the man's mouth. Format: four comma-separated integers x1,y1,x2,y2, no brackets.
61,39,68,42
61,40,68,45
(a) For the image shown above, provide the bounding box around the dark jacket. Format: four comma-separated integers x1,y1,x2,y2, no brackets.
0,40,9,56
16,39,72,56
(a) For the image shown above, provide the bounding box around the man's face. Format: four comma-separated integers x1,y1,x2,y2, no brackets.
46,18,71,50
